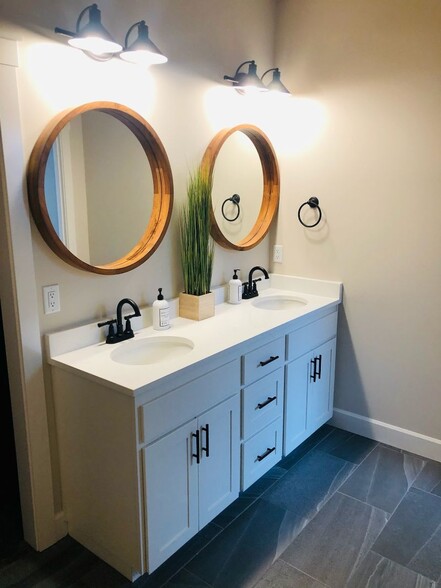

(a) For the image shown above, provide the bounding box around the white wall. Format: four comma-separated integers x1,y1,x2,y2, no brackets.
274,0,441,442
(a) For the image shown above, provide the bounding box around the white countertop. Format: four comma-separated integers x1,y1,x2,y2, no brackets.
46,275,342,397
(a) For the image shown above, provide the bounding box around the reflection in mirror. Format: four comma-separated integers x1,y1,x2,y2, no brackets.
44,111,153,266
202,124,280,251
211,132,263,244
27,102,173,274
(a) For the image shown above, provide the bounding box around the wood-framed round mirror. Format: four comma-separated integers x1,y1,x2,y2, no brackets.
27,101,173,274
201,124,279,251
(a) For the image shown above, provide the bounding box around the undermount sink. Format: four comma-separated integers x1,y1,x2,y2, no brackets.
252,295,307,311
110,336,194,366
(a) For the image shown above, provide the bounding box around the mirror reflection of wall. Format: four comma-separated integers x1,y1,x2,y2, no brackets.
211,132,263,245
44,111,154,266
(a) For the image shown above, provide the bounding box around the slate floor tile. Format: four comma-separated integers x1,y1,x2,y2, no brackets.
339,444,426,513
412,461,441,496
263,450,355,518
278,425,335,470
281,492,389,588
211,495,256,529
186,499,301,588
163,568,211,587
253,559,329,587
372,487,441,582
242,466,287,499
346,550,436,588
315,428,377,464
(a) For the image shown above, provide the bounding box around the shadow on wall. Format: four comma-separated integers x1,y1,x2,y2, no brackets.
334,305,371,431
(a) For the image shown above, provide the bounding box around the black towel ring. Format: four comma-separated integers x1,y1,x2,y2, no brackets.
221,194,241,222
297,197,322,228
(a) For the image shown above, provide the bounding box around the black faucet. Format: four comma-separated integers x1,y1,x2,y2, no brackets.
97,298,141,344
242,266,270,299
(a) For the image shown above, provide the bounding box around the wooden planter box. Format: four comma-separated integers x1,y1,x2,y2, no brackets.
179,292,215,321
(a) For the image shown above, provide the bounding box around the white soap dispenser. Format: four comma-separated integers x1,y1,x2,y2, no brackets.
152,288,170,330
228,269,242,304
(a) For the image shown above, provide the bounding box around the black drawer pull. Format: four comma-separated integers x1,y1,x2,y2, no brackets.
201,424,210,457
259,355,279,367
256,446,276,462
191,430,200,464
257,395,277,410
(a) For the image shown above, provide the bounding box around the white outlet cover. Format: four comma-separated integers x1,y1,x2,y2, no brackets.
43,284,60,314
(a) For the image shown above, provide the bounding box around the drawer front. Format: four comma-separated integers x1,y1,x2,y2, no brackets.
242,337,285,386
140,359,240,445
241,418,282,490
242,368,284,440
287,311,337,362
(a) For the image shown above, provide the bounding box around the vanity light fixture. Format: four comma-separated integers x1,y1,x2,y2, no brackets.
120,20,168,65
261,68,291,95
55,3,122,58
223,60,268,94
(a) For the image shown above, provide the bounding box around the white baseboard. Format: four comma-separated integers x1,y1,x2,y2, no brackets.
330,408,441,463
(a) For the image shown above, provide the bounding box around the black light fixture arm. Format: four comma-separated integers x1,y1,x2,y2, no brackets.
261,67,278,82
124,20,145,48
297,197,322,228
221,194,240,222
75,4,98,33
223,60,255,82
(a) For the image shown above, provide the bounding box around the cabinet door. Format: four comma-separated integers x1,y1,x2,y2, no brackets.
284,337,336,456
198,395,240,529
284,354,309,456
144,419,198,572
307,338,336,433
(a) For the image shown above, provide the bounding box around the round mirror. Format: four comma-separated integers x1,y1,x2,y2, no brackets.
27,102,173,274
201,124,279,251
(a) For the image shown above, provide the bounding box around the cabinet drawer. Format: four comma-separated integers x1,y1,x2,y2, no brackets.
242,368,283,440
242,337,285,386
287,311,337,362
241,418,282,490
140,359,240,445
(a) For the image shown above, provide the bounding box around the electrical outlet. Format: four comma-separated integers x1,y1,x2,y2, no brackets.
43,284,60,314
273,244,283,263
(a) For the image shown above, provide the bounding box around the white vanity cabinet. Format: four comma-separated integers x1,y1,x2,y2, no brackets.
284,311,338,455
47,276,342,582
52,358,240,580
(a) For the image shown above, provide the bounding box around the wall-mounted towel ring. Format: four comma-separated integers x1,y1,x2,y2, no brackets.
221,194,241,222
297,197,322,228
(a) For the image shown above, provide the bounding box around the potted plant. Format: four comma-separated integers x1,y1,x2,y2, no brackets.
179,167,215,320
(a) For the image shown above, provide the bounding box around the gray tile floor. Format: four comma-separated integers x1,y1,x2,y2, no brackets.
1,425,441,587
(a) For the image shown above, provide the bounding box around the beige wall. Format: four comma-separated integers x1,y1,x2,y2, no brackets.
0,0,277,547
274,0,441,439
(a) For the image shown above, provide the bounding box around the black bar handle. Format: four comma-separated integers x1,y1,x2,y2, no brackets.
256,446,276,462
257,395,277,410
310,357,317,382
201,424,210,457
259,355,279,367
317,354,322,380
191,430,200,464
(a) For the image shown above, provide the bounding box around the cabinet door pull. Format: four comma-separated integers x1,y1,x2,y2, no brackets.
310,357,317,382
257,395,277,410
256,446,276,462
191,430,200,464
259,355,279,367
201,424,210,457
317,354,322,380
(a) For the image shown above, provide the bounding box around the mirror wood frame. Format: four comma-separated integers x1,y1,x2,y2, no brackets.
27,101,173,274
201,124,280,251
